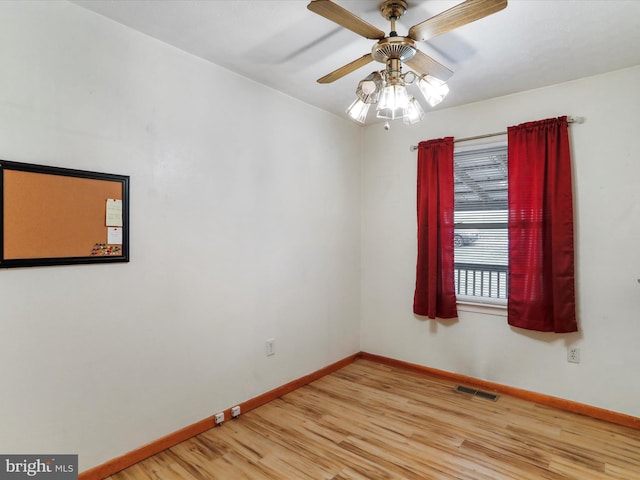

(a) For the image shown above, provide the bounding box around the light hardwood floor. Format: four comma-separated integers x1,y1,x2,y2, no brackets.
107,360,640,479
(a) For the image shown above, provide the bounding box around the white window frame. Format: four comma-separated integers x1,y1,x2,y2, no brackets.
453,137,508,310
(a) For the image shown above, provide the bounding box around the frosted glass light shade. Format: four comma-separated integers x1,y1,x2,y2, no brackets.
356,72,384,104
403,97,425,124
346,98,370,124
417,75,449,107
376,107,404,120
377,84,409,111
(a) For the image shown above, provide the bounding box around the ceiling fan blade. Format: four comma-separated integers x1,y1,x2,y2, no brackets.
408,0,507,41
404,49,453,81
308,0,386,40
317,53,374,83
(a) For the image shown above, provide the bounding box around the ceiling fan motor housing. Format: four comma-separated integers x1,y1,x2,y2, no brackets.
372,36,417,63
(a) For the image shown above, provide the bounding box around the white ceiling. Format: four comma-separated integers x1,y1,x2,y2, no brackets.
71,0,640,124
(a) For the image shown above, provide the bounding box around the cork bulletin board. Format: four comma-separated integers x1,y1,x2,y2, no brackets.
0,160,129,268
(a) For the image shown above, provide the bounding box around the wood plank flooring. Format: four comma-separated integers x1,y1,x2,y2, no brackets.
106,360,640,479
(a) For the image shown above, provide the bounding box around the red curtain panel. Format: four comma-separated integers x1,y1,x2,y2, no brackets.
414,137,458,319
507,116,577,332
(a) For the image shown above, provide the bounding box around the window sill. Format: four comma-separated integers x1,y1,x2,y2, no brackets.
456,296,507,317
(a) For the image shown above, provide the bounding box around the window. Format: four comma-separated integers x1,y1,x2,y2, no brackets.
453,142,508,304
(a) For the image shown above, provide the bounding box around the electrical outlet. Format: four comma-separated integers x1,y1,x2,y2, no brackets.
266,338,275,357
231,405,241,418
568,347,580,363
214,412,224,425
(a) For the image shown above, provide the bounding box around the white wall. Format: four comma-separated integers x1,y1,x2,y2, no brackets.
361,65,640,418
0,1,361,471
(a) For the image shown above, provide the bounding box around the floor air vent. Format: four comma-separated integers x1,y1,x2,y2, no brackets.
454,385,499,402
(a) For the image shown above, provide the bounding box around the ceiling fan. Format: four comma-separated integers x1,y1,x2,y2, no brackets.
307,0,508,124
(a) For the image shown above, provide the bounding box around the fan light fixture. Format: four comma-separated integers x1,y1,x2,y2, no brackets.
305,0,510,128
346,67,448,125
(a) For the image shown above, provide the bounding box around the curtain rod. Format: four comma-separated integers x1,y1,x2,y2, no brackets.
409,116,583,151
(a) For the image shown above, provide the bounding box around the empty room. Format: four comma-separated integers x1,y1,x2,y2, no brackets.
0,1,638,479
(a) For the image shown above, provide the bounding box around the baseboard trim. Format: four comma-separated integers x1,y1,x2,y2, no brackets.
79,353,359,480
358,352,640,430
